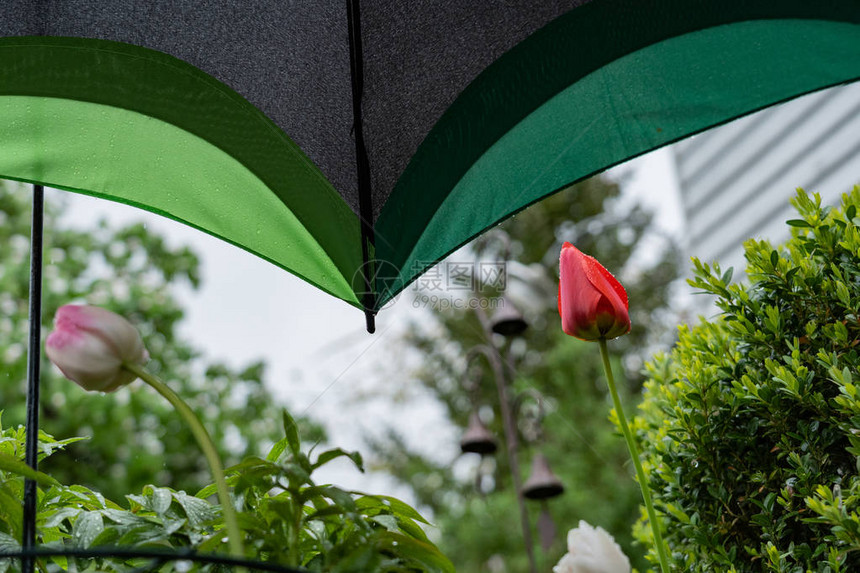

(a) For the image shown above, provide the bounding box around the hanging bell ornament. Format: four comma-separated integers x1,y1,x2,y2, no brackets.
521,453,564,500
489,296,528,336
460,411,498,455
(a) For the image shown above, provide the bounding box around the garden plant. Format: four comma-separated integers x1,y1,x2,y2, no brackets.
633,188,860,572
0,405,452,572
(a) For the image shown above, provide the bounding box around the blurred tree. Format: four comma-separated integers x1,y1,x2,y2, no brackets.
0,180,323,500
366,177,681,572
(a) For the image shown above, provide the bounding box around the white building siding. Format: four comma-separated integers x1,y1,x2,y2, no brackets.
673,82,860,276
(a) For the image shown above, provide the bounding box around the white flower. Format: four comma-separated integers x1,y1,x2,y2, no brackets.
553,520,631,573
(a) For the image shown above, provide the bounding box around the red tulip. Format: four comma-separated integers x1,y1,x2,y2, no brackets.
558,242,630,341
45,305,149,392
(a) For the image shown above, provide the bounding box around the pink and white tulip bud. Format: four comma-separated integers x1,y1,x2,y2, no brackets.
45,305,149,393
553,520,631,573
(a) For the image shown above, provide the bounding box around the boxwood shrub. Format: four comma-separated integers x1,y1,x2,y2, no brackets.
633,188,860,572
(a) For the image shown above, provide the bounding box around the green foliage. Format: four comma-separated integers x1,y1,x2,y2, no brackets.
634,188,860,571
369,177,681,571
0,180,322,499
0,412,451,572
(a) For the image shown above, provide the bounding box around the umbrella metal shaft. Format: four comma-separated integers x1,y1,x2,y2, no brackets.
347,0,377,333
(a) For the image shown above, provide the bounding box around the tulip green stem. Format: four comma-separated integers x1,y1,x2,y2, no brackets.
598,339,669,573
123,363,244,561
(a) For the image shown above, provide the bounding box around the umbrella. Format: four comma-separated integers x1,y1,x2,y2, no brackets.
3,0,860,332
3,1,860,569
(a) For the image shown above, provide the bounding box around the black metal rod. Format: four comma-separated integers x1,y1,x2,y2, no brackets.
347,0,377,333
0,547,306,572
22,183,44,573
466,334,538,573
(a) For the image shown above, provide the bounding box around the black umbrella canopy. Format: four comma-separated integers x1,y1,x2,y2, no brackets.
2,0,860,330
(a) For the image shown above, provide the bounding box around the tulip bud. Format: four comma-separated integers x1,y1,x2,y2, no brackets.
558,242,630,341
45,305,149,393
553,520,631,573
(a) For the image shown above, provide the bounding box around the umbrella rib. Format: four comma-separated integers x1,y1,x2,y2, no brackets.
347,0,377,333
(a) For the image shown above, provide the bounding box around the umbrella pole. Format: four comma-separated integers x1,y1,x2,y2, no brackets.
22,183,45,573
347,0,377,334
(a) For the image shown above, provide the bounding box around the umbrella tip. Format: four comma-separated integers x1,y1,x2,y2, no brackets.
365,309,376,334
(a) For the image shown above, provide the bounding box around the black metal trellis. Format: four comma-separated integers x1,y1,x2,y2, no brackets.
1,548,305,572
22,183,44,573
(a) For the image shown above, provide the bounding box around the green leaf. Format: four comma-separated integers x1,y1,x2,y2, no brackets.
310,486,357,512
101,508,152,528
162,517,189,537
787,219,812,228
36,434,89,460
370,514,399,531
195,483,218,499
71,512,104,549
280,462,313,485
0,451,60,487
394,515,430,542
90,526,121,547
0,532,18,573
116,523,170,546
282,409,301,457
0,485,23,538
313,448,364,472
266,437,289,462
173,491,216,526
377,532,455,573
228,456,283,479
198,531,230,553
356,495,430,525
42,507,82,528
146,486,174,515
333,544,377,572
305,505,348,521
0,531,19,552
